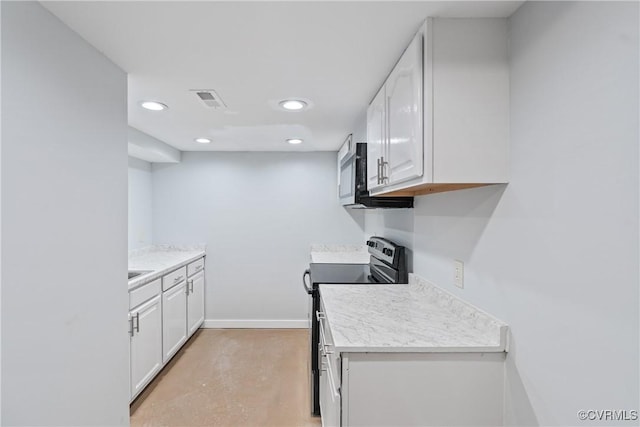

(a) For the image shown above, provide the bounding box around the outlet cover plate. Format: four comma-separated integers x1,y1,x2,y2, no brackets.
454,260,464,289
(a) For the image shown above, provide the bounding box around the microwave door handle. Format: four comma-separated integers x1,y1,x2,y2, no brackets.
303,269,312,294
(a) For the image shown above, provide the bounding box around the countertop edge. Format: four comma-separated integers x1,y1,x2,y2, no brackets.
128,251,206,291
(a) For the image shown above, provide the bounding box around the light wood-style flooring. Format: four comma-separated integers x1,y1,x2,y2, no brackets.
130,329,322,427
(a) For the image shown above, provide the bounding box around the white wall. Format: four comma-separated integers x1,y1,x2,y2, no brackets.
0,2,3,421
152,152,365,326
365,2,639,425
129,157,153,251
1,2,129,425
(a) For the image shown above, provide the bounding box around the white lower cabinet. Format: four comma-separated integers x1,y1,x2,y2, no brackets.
162,280,188,363
321,354,505,427
187,270,205,337
319,353,341,427
319,303,505,426
340,352,505,427
129,294,162,401
318,302,342,427
129,256,206,401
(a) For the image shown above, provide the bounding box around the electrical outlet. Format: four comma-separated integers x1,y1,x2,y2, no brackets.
454,260,464,289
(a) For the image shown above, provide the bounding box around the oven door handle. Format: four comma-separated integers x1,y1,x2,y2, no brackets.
302,269,312,294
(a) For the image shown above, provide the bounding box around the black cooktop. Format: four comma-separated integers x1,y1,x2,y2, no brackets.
309,263,377,285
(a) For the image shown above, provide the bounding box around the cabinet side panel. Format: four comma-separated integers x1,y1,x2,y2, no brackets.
432,18,509,183
346,353,505,427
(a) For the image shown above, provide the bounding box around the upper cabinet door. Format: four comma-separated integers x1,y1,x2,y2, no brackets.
386,32,424,185
366,86,386,191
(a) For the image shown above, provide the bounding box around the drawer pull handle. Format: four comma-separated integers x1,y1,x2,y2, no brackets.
174,275,183,283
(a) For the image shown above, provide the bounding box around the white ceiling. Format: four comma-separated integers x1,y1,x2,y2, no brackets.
43,1,523,152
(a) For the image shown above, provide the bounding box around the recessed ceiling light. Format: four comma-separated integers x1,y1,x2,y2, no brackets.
287,138,303,145
194,138,211,144
279,99,308,111
140,101,168,111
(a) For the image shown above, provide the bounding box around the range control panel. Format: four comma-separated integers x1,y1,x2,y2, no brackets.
366,236,404,267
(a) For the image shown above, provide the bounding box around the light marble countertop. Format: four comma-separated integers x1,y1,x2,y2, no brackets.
319,274,508,353
310,244,370,264
128,244,206,291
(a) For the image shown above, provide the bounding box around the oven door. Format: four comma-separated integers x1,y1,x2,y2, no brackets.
304,269,321,416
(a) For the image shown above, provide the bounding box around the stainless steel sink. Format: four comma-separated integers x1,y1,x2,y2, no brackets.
128,270,151,280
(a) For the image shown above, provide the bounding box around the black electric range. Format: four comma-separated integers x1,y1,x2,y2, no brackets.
302,236,408,416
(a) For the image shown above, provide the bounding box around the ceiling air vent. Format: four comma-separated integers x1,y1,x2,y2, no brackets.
191,89,227,110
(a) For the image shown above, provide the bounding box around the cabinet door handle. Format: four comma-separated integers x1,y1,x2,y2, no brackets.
134,312,140,333
377,157,382,184
380,156,388,183
188,279,194,293
128,315,134,337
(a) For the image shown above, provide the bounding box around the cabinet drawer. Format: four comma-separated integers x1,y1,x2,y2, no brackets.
162,266,187,291
187,257,205,277
129,278,161,310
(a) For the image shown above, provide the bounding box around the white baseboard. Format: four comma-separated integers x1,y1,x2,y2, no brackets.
202,319,310,329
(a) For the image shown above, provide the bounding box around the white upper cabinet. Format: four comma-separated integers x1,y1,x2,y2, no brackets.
386,32,424,185
367,32,423,191
367,18,509,197
366,86,386,191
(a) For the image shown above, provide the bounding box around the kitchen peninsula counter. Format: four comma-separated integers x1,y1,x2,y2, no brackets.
319,274,508,353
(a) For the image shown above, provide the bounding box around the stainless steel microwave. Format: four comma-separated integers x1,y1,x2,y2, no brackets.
337,135,413,209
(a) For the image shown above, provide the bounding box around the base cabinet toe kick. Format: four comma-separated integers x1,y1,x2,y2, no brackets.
128,255,206,402
317,302,506,427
